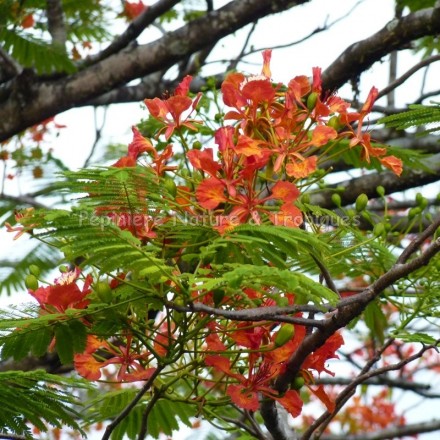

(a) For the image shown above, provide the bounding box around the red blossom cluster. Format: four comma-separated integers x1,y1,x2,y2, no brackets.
108,49,401,236
8,50,405,419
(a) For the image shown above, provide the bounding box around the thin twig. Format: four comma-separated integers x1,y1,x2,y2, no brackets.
101,366,164,440
377,54,440,100
396,215,440,264
137,388,162,440
306,342,439,440
311,255,340,298
85,0,182,66
83,106,108,168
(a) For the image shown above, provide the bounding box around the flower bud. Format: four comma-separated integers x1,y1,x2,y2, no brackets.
291,376,305,390
373,223,385,237
331,193,342,207
274,323,295,347
25,274,39,291
29,264,41,277
306,92,319,111
95,282,112,303
163,176,177,198
355,194,368,212
376,186,385,197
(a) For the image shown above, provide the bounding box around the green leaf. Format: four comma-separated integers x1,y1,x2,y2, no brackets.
54,319,87,364
54,323,75,364
0,28,76,74
363,300,387,344
0,370,89,436
394,331,437,345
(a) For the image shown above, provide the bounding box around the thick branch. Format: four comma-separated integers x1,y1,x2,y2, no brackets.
322,5,440,91
320,419,440,440
261,223,440,439
46,0,67,49
0,0,309,142
311,153,440,209
188,303,326,327
86,0,182,65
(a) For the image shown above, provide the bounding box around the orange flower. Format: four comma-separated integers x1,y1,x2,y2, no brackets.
310,125,338,147
380,155,403,176
205,355,303,417
285,156,318,179
29,268,93,314
195,178,228,210
144,76,201,139
113,126,153,167
124,1,147,20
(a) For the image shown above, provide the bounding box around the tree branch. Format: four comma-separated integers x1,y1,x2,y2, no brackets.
86,0,182,66
261,223,440,440
311,154,440,209
101,365,164,440
322,5,440,91
320,419,440,440
187,302,326,327
0,0,310,142
377,54,440,100
46,0,67,49
305,341,435,439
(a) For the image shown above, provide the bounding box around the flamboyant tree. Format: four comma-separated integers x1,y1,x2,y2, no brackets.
1,1,440,440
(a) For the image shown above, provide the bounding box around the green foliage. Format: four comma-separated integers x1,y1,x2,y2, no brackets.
0,28,76,74
0,369,89,436
0,304,88,362
397,0,436,11
0,243,61,296
85,389,194,440
380,104,440,135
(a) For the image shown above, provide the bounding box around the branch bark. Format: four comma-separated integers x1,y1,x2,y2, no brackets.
46,0,67,49
322,5,440,91
0,0,310,142
320,419,440,440
311,154,440,209
261,216,440,439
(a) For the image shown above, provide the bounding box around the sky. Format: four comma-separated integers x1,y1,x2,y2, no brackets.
1,0,440,438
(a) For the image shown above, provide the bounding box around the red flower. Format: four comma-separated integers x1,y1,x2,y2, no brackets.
124,1,147,20
144,76,201,139
29,268,92,314
75,334,155,382
206,355,303,416
303,332,344,376
21,13,34,29
113,126,153,167
195,178,228,209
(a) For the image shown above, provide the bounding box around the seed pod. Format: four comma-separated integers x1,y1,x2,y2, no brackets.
25,274,39,291
355,193,368,212
274,323,295,347
306,92,319,111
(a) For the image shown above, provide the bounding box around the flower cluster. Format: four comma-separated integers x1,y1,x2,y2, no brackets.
9,50,404,420
109,49,401,237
